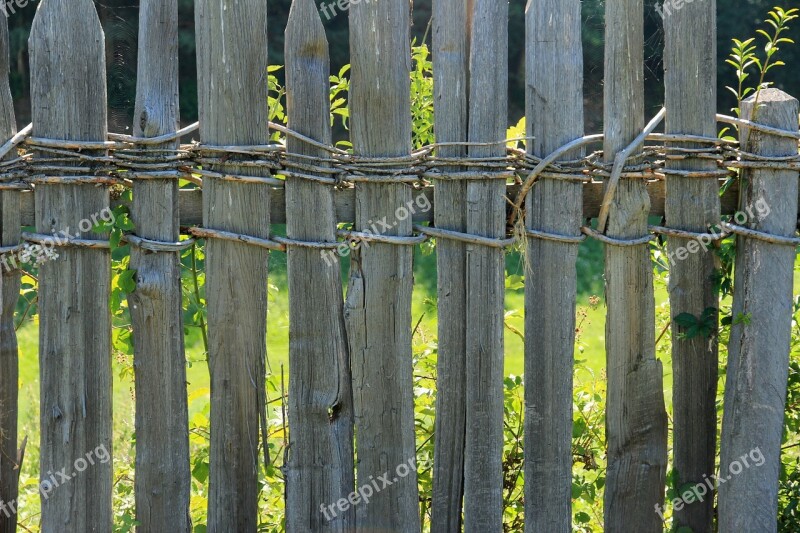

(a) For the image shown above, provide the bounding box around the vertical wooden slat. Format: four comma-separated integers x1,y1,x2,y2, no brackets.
524,0,584,530
663,2,719,531
284,0,355,530
463,0,507,530
0,12,20,533
345,0,420,529
29,0,112,530
195,1,270,530
130,0,191,530
719,89,799,532
602,0,667,530
430,0,470,528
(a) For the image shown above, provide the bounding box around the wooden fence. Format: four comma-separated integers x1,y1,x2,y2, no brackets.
0,0,796,531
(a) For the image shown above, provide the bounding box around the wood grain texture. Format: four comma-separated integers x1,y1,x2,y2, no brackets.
29,0,113,530
463,0,507,530
602,0,667,530
284,0,355,530
130,0,191,530
195,1,270,530
663,2,719,531
524,0,583,530
0,12,20,533
345,0,420,529
719,89,799,533
430,0,470,529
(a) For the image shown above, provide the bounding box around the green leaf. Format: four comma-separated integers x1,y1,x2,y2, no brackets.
118,269,138,294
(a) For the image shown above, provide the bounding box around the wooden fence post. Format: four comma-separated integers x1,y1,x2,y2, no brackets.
29,0,113,530
719,88,799,532
603,0,667,530
130,0,191,530
430,0,470,529
663,1,719,530
345,0,420,529
195,1,271,530
524,0,584,530
463,0,507,530
284,0,355,530
0,12,21,533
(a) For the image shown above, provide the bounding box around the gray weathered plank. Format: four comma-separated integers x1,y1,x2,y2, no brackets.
29,0,113,530
602,0,667,530
195,1,271,530
284,0,355,530
430,0,470,528
524,0,584,530
130,0,191,530
719,88,799,532
344,0,420,529
463,0,507,530
0,11,20,533
663,2,719,531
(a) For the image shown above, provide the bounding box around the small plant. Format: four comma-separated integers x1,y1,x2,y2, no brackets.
725,6,799,118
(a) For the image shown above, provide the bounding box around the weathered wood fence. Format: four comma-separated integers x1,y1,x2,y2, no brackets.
0,0,795,531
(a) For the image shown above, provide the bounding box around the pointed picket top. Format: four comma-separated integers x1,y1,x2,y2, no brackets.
30,0,107,141
0,10,14,139
286,0,329,58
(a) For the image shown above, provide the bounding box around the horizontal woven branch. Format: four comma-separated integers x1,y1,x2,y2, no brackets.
0,109,794,253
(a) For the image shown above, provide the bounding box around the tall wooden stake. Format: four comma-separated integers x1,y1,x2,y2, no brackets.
463,0,507,530
430,0,470,529
195,1,271,530
664,1,719,530
130,0,191,530
345,0,420,529
524,0,584,530
285,0,355,530
719,88,799,532
30,0,112,530
603,0,667,530
0,12,20,533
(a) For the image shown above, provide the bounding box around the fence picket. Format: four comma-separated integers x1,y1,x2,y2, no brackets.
284,0,355,530
664,2,720,530
719,88,800,531
194,1,271,529
524,0,584,530
430,0,470,529
463,0,507,530
602,0,668,529
130,0,191,530
345,0,420,529
0,12,20,533
29,0,113,530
